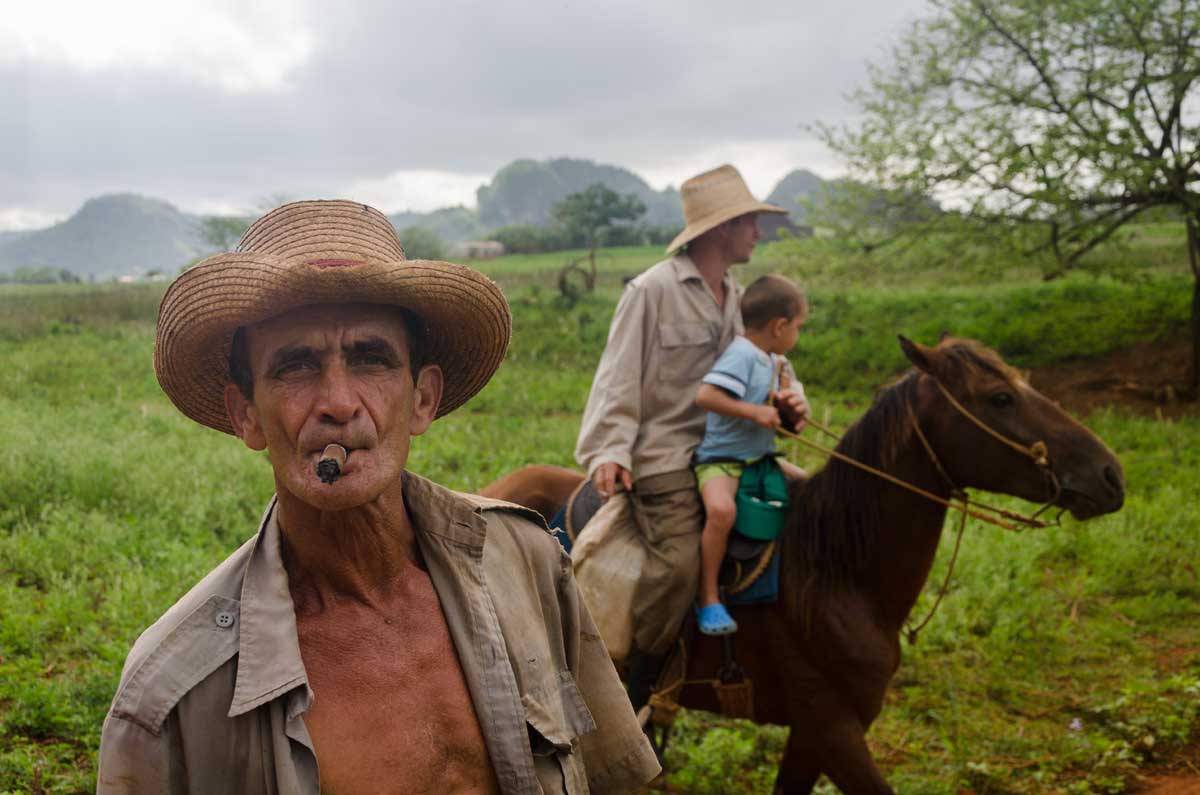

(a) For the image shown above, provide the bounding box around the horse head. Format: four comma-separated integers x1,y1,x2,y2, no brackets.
899,335,1125,519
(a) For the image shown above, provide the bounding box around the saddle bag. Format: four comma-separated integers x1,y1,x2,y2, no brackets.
733,456,790,541
571,493,642,663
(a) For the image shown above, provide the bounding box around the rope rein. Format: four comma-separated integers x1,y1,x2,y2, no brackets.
775,376,1062,643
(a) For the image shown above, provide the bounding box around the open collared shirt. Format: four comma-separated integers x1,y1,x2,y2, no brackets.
96,472,659,794
575,254,744,479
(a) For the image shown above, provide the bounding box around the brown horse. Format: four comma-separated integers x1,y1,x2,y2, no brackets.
480,336,1125,794
478,463,583,521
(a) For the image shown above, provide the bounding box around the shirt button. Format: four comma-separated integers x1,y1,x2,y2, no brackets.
215,611,236,629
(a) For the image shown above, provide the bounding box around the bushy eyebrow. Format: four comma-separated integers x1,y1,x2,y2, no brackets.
263,336,402,376
266,344,316,373
344,337,401,363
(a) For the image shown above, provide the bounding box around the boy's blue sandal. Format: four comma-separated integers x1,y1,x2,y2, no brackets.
697,603,738,635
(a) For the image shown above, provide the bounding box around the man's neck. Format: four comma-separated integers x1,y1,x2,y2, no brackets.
275,481,417,611
685,245,732,298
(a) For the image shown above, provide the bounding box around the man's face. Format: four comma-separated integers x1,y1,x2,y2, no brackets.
223,303,443,511
726,212,761,263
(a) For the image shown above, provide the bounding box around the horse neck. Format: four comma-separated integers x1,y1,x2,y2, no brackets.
861,445,954,631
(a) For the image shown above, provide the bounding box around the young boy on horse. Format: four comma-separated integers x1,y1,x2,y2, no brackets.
693,274,808,635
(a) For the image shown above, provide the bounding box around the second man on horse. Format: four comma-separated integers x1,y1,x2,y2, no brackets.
574,165,809,712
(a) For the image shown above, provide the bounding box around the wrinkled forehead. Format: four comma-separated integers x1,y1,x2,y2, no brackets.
245,302,412,357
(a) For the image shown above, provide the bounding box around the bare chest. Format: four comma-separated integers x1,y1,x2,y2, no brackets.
295,573,499,795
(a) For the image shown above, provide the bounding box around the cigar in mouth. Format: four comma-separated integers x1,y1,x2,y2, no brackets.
316,444,348,484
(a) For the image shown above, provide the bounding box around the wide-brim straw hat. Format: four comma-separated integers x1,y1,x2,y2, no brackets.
666,164,788,253
155,199,511,434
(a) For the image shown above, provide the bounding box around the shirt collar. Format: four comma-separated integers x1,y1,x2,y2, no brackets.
226,472,488,718
670,253,703,283
670,252,736,291
228,498,309,718
402,470,489,550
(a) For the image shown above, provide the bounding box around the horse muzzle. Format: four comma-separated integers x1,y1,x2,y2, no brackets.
1057,461,1125,519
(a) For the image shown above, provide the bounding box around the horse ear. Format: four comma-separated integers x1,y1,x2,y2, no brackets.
898,335,938,375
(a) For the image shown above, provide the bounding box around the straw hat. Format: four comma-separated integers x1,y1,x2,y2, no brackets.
154,199,511,435
666,164,788,253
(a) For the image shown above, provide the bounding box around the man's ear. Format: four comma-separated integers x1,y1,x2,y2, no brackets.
409,364,444,436
224,383,267,451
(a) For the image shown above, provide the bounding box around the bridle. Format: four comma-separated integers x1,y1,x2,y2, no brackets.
775,374,1063,644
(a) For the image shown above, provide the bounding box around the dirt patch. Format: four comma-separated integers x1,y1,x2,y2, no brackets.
1030,338,1200,794
1028,336,1198,418
1130,744,1200,794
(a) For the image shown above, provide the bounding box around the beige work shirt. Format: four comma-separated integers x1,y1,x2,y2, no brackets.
96,472,659,794
575,254,743,479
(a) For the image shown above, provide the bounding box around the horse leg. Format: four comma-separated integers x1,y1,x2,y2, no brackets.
773,731,821,795
816,716,894,795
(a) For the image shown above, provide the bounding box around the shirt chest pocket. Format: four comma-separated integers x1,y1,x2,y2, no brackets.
523,671,597,795
657,321,718,384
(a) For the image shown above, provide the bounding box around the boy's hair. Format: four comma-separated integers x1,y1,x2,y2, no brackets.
740,274,806,330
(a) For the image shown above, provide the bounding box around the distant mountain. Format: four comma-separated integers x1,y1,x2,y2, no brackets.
476,158,683,229
767,171,943,228
766,169,827,220
0,194,205,277
1,163,846,276
387,206,486,243
0,230,33,245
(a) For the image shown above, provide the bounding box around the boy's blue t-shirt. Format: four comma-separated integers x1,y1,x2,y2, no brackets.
694,335,782,463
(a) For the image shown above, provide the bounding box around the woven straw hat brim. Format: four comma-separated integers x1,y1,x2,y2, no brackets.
154,252,511,435
666,199,789,254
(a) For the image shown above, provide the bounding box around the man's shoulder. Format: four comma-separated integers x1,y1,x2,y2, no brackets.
107,534,257,733
409,471,560,554
456,490,563,556
427,484,568,575
628,255,683,291
458,489,549,524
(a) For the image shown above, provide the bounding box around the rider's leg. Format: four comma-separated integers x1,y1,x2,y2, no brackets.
697,474,739,608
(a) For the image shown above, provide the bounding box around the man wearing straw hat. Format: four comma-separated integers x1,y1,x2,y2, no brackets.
97,200,659,794
575,165,809,712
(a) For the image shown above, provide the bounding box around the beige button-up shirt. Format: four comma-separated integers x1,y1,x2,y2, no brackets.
96,472,659,794
575,254,743,479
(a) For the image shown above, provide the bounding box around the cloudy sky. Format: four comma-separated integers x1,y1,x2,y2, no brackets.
1,0,929,230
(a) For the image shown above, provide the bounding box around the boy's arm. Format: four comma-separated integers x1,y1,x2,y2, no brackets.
696,383,780,429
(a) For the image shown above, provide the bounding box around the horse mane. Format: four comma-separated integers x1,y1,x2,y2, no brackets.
779,337,1017,626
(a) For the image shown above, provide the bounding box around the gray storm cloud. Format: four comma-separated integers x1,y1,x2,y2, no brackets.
1,0,929,224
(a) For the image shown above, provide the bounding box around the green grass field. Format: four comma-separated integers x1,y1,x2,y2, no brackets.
1,229,1198,793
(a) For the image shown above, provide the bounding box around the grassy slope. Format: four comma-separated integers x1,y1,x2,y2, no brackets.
1,229,1198,794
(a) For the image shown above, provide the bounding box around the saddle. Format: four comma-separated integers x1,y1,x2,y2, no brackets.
564,477,777,728
559,477,603,550
560,478,778,600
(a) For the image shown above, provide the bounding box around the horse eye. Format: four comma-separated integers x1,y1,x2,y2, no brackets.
989,392,1014,408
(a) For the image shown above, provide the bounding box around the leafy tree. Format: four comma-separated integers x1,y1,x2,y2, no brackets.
551,183,645,291
200,196,290,253
398,226,446,260
818,0,1200,390
492,224,570,254
200,217,251,251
